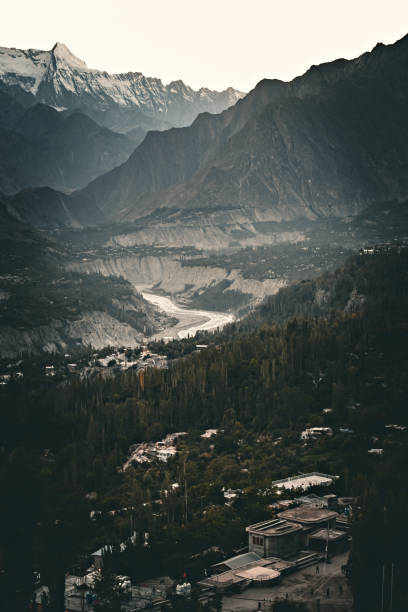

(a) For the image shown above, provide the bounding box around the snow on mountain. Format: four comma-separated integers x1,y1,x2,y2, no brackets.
0,43,244,132
0,46,49,93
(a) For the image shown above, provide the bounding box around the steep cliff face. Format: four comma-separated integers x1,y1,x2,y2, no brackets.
0,311,146,358
67,253,287,305
75,34,408,227
105,206,306,250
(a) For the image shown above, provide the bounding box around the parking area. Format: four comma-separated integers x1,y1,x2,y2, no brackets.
222,551,353,611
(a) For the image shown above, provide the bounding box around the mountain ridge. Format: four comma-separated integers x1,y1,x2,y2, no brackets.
4,34,408,243
0,89,135,194
0,42,244,137
72,33,408,228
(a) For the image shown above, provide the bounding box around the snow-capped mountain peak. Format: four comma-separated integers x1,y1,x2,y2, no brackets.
0,46,49,93
51,42,88,70
0,42,245,134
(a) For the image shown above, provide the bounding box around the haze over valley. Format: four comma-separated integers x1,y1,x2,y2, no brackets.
1,15,408,611
1,36,408,356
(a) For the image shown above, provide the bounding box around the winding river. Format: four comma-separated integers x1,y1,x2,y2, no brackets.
139,289,235,340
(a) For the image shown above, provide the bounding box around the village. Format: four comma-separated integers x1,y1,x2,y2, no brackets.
30,412,407,611
0,345,169,389
32,471,353,611
27,420,357,612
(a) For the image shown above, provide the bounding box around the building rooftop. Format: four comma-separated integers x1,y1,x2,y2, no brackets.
213,552,261,571
278,507,338,524
246,518,302,536
236,566,280,581
272,472,338,491
199,557,293,591
309,529,348,541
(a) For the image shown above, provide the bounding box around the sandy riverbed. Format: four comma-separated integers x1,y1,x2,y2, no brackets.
139,289,235,340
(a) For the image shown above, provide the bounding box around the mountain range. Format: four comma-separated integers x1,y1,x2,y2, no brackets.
2,34,406,251
1,35,408,356
74,34,408,231
0,42,244,139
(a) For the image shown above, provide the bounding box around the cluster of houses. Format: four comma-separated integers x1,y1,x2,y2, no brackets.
96,347,167,372
51,471,349,609
0,371,23,384
359,242,406,256
122,432,188,470
63,347,167,382
123,428,223,471
199,473,351,593
300,422,407,456
300,427,333,442
0,346,168,388
0,359,24,385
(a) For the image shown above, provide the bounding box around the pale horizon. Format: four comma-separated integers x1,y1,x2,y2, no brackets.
1,0,408,92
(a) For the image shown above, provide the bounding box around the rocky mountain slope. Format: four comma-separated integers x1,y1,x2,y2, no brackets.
74,34,408,230
0,42,243,141
67,251,287,309
0,89,135,193
2,186,104,228
6,35,408,246
0,204,173,357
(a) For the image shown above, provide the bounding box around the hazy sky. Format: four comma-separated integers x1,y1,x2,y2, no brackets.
2,0,408,91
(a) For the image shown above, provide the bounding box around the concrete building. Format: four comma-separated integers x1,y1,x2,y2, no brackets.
308,528,348,554
246,519,303,559
278,506,339,547
203,554,292,592
278,506,338,528
297,493,338,511
271,472,339,492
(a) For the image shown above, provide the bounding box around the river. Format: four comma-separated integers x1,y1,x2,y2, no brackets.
139,289,235,340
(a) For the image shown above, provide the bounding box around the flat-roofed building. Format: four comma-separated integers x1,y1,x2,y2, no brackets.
236,566,280,586
272,472,339,492
308,528,348,554
297,493,338,510
278,506,338,527
278,506,339,548
201,555,292,592
246,518,303,559
212,552,262,574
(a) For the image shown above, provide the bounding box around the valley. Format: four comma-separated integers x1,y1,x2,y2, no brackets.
1,25,408,612
139,290,235,340
1,202,402,358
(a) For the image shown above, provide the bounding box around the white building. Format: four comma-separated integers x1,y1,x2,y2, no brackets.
301,427,333,441
272,472,339,492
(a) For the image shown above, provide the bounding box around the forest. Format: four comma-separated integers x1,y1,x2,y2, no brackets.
1,250,408,611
